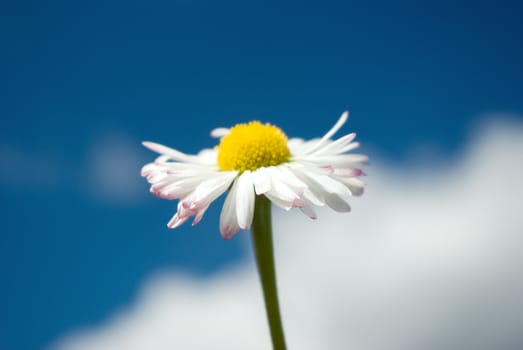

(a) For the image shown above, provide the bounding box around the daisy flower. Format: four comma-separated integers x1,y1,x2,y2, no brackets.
141,111,367,240
141,111,367,349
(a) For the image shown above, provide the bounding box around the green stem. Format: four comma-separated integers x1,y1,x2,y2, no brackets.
251,195,287,350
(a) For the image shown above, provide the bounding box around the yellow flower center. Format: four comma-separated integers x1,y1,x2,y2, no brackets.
217,121,291,172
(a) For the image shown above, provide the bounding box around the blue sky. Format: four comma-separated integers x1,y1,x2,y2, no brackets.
1,1,523,349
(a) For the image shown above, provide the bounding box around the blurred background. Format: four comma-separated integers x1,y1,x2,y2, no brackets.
2,1,523,349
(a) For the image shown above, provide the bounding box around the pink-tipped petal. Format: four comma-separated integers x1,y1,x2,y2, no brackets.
167,212,189,229
141,163,158,177
299,203,318,219
333,168,364,177
339,177,366,196
192,206,209,226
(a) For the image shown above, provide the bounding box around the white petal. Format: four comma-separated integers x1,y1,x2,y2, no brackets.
304,111,348,154
195,149,218,165
151,172,214,200
336,176,366,196
302,187,325,206
154,155,171,163
142,142,195,162
146,172,170,184
165,165,217,177
142,141,217,165
158,176,200,191
262,167,303,210
337,141,360,154
286,137,306,152
288,166,326,205
140,163,158,177
264,192,293,211
276,165,308,192
160,188,190,200
332,168,364,177
324,111,349,140
235,171,255,230
335,154,369,164
176,199,195,220
313,133,356,155
289,138,322,156
252,167,272,194
301,169,351,196
294,154,368,168
188,171,237,209
344,177,366,187
210,127,230,138
220,180,241,239
268,175,299,202
324,192,351,212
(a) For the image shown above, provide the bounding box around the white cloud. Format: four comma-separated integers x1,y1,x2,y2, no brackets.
52,117,523,350
85,132,147,204
0,131,147,204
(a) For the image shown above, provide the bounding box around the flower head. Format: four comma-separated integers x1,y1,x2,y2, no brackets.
141,111,367,239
